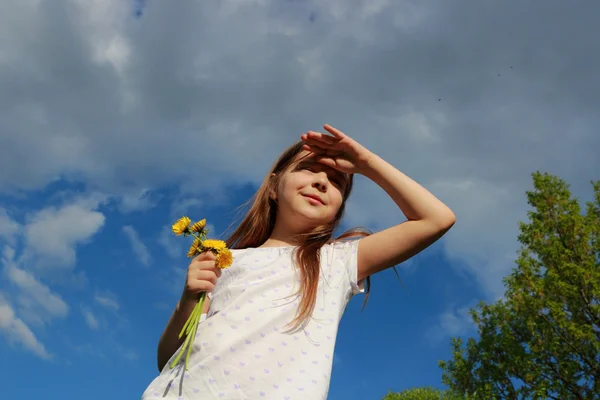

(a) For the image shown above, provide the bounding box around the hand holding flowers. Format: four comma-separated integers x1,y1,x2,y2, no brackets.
169,217,233,370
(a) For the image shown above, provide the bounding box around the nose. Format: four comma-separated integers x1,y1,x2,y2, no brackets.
312,172,328,191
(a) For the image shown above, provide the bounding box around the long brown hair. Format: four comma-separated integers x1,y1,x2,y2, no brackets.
224,141,372,330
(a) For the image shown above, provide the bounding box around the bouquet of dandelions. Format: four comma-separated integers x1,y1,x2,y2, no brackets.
169,216,233,370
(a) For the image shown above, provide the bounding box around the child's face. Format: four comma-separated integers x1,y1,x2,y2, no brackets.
274,152,348,228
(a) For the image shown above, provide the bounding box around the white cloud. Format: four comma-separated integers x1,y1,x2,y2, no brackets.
122,225,151,266
0,194,106,358
70,342,107,360
0,293,51,359
158,226,183,259
426,304,476,346
81,308,99,330
426,178,526,299
118,188,159,213
162,265,187,297
23,195,106,269
1,246,17,268
169,198,204,220
5,265,69,321
0,208,20,245
94,290,120,310
122,350,139,362
2,245,69,327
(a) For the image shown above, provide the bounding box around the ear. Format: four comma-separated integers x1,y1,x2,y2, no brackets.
269,173,278,200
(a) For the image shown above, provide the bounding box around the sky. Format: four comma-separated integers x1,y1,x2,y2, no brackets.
0,0,598,399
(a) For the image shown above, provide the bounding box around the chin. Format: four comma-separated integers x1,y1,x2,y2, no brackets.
288,206,326,222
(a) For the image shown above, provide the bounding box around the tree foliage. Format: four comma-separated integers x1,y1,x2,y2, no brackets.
382,386,465,400
439,172,600,399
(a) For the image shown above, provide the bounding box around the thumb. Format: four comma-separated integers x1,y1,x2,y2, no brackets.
195,251,217,261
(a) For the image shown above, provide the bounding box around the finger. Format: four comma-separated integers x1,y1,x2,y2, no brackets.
323,124,346,139
194,251,217,262
304,131,338,145
186,276,215,292
188,281,215,293
194,261,219,273
303,145,339,160
304,139,342,153
313,155,337,168
195,269,218,285
308,145,341,158
302,143,328,154
305,134,340,149
189,268,222,286
302,144,322,158
302,138,336,151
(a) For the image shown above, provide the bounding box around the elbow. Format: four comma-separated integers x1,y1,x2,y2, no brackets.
442,211,456,229
432,210,456,232
157,346,167,373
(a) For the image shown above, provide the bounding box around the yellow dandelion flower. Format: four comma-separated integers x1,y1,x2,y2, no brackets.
190,219,207,233
201,239,227,252
187,239,202,258
172,216,191,235
215,248,233,269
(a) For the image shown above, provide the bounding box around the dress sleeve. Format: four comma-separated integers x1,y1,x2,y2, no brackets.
329,238,364,296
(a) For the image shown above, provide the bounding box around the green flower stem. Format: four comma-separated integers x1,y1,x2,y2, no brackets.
186,231,208,256
170,320,194,369
178,305,195,339
185,293,206,371
170,292,206,369
185,295,203,337
189,231,207,243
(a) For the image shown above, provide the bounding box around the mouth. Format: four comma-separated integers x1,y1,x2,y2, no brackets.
302,194,325,205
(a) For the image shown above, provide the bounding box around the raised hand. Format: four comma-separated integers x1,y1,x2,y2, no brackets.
300,124,376,175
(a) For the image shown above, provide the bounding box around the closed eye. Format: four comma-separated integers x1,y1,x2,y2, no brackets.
298,163,344,188
297,164,315,172
306,168,339,185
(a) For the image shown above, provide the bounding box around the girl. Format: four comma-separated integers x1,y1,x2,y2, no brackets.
141,125,455,399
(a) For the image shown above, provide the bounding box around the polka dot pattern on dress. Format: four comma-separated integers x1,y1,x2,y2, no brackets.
140,240,362,400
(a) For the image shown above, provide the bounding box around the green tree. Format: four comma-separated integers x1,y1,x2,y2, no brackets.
439,172,600,399
382,387,465,400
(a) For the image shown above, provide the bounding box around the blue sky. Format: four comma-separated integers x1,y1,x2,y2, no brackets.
1,1,598,399
0,181,472,399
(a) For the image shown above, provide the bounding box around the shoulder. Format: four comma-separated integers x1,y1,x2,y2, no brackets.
320,238,361,260
325,237,362,248
321,238,364,294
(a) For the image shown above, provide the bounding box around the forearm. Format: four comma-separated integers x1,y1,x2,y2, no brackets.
362,155,455,225
156,294,210,372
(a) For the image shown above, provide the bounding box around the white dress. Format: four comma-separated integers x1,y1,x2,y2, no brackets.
141,239,363,400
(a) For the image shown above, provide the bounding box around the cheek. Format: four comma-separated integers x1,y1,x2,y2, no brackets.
281,173,306,193
331,192,344,211
277,176,298,199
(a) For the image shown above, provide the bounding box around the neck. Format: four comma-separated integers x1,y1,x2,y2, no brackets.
260,215,309,248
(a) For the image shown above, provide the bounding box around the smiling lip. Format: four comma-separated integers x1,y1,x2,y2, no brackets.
303,194,325,205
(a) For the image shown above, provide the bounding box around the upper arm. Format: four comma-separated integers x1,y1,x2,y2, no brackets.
357,218,455,282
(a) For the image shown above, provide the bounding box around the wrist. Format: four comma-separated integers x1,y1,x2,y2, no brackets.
178,291,200,309
359,153,383,178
